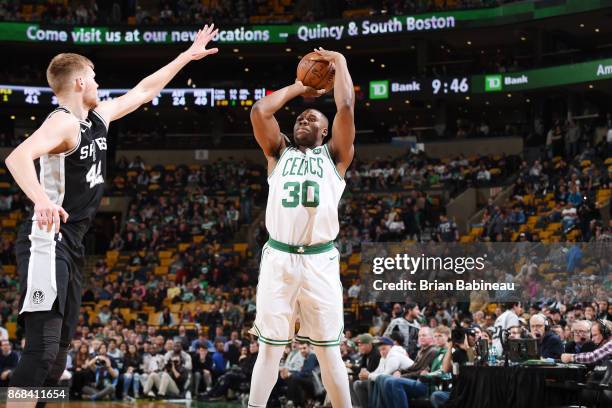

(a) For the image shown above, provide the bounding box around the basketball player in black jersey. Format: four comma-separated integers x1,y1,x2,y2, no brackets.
5,24,219,407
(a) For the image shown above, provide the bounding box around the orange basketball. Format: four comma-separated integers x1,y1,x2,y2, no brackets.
296,51,335,92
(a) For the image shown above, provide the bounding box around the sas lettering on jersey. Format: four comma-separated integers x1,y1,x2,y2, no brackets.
79,137,107,160
281,156,324,178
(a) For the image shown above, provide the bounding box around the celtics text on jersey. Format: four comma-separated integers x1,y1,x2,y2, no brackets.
265,144,345,246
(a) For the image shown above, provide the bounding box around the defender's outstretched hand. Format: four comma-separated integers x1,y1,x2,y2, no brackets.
187,24,219,60
310,47,344,64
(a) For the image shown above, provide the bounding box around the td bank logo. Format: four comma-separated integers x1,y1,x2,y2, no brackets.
369,80,389,99
484,75,502,92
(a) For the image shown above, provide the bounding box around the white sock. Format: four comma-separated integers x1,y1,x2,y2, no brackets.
248,342,285,407
313,345,352,408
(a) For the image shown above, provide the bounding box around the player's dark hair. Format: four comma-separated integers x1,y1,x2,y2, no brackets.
390,332,404,345
504,302,521,311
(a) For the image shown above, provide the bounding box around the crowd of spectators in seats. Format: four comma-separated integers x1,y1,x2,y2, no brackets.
470,136,611,243
345,152,520,195
4,295,611,405
0,1,522,25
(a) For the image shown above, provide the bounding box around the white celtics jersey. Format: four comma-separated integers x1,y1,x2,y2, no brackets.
266,144,345,246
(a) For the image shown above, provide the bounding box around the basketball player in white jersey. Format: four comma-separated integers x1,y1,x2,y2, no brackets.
247,47,354,407
6,25,219,408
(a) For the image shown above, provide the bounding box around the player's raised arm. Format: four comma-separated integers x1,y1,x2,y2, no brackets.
251,81,325,160
312,47,355,175
96,24,219,123
4,113,75,232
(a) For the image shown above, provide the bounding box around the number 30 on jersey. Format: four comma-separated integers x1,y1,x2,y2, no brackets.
281,180,319,208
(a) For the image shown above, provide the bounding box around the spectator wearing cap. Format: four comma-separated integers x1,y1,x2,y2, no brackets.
354,334,381,375
349,334,380,406
353,333,413,408
383,302,421,359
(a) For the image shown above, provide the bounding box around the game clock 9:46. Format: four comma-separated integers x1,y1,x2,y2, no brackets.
431,77,469,94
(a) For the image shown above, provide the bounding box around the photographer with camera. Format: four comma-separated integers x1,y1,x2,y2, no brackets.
429,326,476,408
141,343,166,397
139,343,165,393
144,352,189,399
165,341,193,397
82,342,119,401
164,342,193,371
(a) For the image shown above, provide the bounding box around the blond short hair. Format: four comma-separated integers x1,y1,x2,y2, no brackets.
434,325,451,337
46,53,94,95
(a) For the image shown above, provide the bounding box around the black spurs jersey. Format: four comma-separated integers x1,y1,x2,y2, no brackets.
35,106,108,225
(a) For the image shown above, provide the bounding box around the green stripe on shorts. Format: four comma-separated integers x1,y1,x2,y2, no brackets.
295,326,344,347
252,323,292,346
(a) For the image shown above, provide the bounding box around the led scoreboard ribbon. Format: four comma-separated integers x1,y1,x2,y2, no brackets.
0,84,267,108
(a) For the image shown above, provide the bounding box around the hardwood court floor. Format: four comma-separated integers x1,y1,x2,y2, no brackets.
44,401,240,408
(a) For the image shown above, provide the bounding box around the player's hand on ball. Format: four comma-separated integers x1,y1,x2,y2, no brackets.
187,24,219,60
294,79,327,98
34,198,69,233
311,47,344,64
